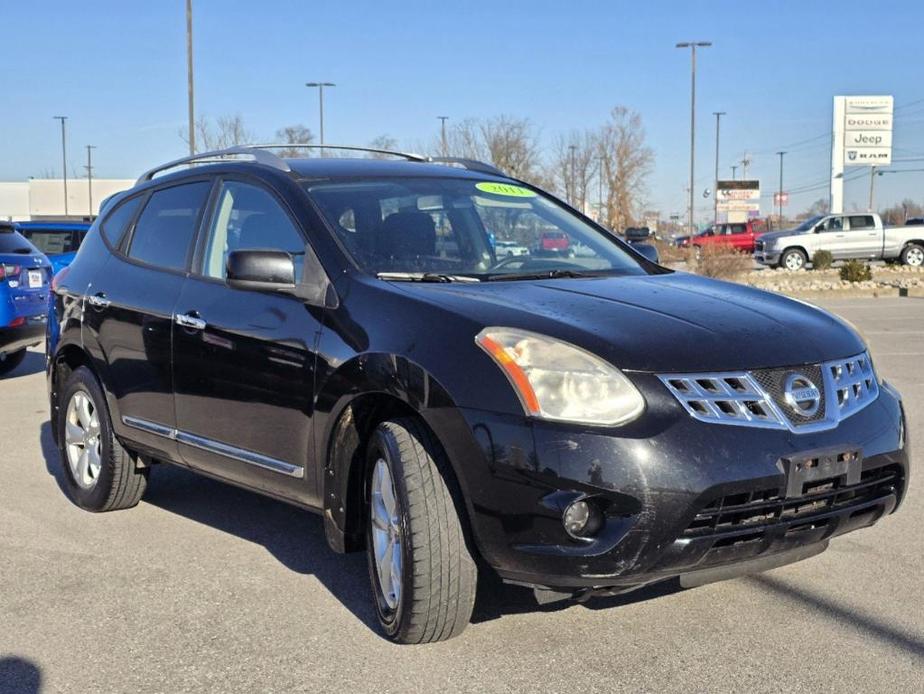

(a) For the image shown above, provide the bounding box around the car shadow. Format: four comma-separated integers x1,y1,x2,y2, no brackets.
38,420,684,636
3,348,45,378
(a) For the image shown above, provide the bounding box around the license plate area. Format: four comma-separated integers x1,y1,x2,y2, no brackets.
28,270,43,288
781,447,862,498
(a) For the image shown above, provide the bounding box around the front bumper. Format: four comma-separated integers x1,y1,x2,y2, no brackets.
445,376,908,593
0,320,45,356
755,250,780,265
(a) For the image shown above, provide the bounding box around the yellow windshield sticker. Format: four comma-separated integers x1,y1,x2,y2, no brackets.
475,182,536,198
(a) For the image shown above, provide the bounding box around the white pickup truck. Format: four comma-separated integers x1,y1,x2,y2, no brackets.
754,213,924,270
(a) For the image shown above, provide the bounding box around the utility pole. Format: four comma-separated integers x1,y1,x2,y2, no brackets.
186,0,195,155
306,82,336,148
676,41,712,235
437,116,449,156
85,145,96,216
740,153,751,180
53,116,68,216
712,111,725,224
569,144,577,207
731,164,737,180
868,166,877,212
776,151,786,223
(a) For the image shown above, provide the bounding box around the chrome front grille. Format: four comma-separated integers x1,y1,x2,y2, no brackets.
658,352,879,433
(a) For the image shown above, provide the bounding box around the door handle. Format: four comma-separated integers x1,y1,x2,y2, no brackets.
87,292,110,309
175,312,206,331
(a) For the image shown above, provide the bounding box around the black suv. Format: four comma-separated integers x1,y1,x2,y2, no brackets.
47,145,909,643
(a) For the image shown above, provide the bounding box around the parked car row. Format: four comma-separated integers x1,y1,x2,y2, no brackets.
668,213,924,270
0,220,91,375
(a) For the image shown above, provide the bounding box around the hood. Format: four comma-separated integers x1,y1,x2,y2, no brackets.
759,229,807,243
394,272,865,373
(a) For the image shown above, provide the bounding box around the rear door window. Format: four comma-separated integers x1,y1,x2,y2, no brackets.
101,196,144,247
128,182,210,271
847,215,875,231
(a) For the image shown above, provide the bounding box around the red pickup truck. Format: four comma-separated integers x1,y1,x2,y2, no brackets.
682,220,769,253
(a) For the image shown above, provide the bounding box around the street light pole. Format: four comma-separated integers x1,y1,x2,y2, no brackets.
53,116,68,216
186,0,195,155
712,111,725,225
85,145,96,216
598,156,605,224
569,144,577,207
306,82,336,148
868,166,877,212
437,116,449,156
776,151,786,223
731,164,737,180
676,41,712,235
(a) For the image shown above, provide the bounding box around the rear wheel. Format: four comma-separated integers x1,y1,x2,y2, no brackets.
901,243,924,267
0,349,26,376
780,248,807,271
57,366,148,511
365,418,477,643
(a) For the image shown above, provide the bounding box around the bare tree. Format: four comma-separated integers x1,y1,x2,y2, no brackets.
551,130,597,213
441,116,547,186
179,114,255,152
275,124,314,157
797,197,830,220
596,107,654,232
879,198,923,225
367,134,399,158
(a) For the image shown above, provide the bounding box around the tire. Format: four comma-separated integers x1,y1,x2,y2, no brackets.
780,248,807,271
57,366,148,511
0,349,26,376
365,418,477,643
901,243,924,267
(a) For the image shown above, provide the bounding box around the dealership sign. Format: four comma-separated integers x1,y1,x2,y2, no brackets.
717,180,760,220
841,95,893,167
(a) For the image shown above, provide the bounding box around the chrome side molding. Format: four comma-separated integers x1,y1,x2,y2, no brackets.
121,416,303,478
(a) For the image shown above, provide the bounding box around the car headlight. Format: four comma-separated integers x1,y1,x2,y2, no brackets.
475,327,645,426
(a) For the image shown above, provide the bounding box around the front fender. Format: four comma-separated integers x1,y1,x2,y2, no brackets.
313,352,487,554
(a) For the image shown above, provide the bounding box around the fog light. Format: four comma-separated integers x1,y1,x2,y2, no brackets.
563,499,603,539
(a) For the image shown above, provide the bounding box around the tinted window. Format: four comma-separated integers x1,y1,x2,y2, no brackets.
202,181,305,281
101,196,143,247
128,183,210,271
729,223,747,234
848,215,874,230
0,230,38,254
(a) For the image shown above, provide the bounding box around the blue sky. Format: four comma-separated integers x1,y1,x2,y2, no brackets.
3,0,924,220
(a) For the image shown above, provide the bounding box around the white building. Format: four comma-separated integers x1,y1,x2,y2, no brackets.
1,178,135,221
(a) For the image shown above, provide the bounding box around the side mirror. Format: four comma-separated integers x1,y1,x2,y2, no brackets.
227,249,296,292
633,243,659,264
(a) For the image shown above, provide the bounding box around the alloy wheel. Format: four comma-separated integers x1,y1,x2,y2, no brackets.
785,252,804,270
370,458,403,611
64,390,102,490
906,246,924,267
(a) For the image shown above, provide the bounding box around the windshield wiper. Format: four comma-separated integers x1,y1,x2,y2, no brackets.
376,271,481,283
485,269,597,282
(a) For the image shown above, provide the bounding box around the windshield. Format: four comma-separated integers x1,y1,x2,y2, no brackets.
794,215,824,232
305,177,651,280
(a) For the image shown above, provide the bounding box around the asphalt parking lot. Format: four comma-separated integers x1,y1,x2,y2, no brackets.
1,297,921,693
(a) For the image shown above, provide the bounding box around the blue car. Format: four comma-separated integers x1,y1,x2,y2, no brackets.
0,224,53,375
15,221,91,275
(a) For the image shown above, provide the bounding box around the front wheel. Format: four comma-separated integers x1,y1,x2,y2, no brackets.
0,349,26,376
901,243,924,267
365,418,477,643
780,248,807,271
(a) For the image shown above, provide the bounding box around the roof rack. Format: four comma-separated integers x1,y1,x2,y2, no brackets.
136,146,290,184
249,143,429,161
426,157,504,177
136,144,505,184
